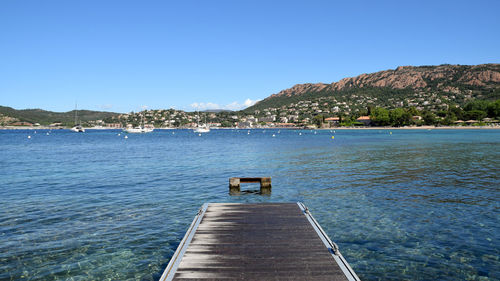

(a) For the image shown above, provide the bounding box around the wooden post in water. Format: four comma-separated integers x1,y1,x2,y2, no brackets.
260,177,272,194
229,177,272,194
229,178,240,194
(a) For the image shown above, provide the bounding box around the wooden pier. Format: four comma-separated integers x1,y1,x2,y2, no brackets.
160,203,360,281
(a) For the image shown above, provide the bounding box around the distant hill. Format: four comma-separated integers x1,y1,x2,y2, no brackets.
246,64,500,112
0,106,120,126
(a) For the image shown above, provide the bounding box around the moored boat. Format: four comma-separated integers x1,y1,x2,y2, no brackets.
70,125,85,132
124,113,154,133
193,113,210,133
193,125,210,133
124,126,154,133
70,103,85,132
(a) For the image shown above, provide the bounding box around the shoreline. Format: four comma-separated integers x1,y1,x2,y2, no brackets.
318,126,500,130
1,125,500,130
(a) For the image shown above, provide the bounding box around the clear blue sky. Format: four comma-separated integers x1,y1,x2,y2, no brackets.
1,0,499,113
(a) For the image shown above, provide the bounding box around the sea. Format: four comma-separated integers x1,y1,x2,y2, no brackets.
0,128,499,281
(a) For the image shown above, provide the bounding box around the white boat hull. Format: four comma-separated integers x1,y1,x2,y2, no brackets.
124,127,154,133
194,127,210,133
70,126,85,132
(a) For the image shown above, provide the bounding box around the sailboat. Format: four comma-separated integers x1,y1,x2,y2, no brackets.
124,112,154,133
70,104,85,132
194,113,210,133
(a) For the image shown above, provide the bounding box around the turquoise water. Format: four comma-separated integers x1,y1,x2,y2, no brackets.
0,129,499,280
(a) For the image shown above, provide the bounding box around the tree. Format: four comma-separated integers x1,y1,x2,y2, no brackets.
436,110,448,117
448,106,464,120
441,114,457,126
464,110,487,121
389,108,411,127
487,99,500,118
407,106,419,116
422,111,437,125
221,121,233,127
370,108,390,126
464,100,489,112
313,115,324,127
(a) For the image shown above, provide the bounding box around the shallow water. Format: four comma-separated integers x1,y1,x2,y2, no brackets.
0,129,499,280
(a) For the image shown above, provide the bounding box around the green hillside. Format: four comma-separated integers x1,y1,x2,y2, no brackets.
0,106,120,126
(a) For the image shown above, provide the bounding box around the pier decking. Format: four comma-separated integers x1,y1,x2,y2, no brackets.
160,203,360,281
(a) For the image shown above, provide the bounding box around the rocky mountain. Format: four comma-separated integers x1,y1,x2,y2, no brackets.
247,64,500,112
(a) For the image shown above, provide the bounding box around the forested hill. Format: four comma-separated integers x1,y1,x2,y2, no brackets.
246,64,500,113
0,106,119,126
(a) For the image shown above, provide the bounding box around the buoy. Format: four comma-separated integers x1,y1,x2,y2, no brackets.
124,135,128,139
118,133,121,136
28,135,31,139
331,136,334,139
299,133,302,135
272,134,276,137
198,133,201,136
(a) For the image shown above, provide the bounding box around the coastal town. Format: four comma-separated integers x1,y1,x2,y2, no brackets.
1,97,499,130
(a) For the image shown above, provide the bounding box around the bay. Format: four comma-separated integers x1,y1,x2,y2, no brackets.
0,129,499,280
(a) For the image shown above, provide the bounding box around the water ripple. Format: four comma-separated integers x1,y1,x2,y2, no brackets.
0,129,499,280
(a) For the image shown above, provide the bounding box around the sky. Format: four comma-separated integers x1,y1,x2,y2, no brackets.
1,0,499,113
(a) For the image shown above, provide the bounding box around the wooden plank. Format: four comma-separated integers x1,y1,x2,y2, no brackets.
161,203,359,281
238,177,267,183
